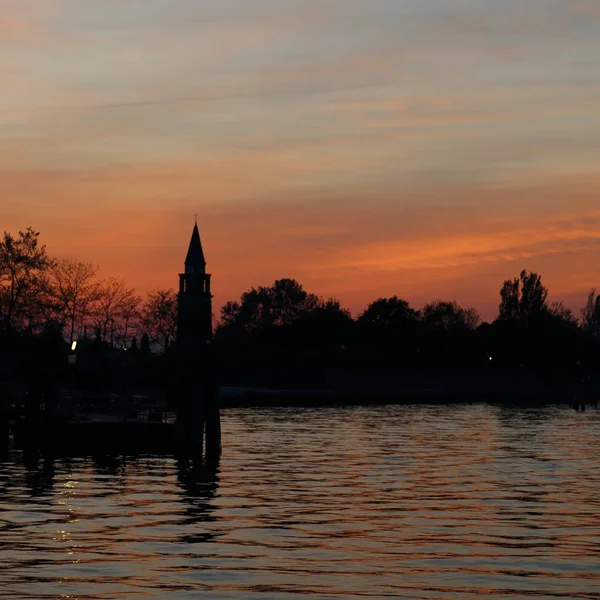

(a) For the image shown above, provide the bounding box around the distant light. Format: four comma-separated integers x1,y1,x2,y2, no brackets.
71,341,77,351
488,356,493,361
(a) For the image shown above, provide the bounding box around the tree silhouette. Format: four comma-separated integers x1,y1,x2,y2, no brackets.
218,278,319,335
581,289,600,336
421,300,480,332
44,257,99,343
316,297,351,319
549,301,577,325
139,288,177,351
92,277,141,347
499,270,548,323
219,289,266,335
267,278,319,326
358,296,418,329
289,297,354,346
417,301,481,368
357,296,419,363
0,227,51,332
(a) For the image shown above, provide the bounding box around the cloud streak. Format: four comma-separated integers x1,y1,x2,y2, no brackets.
1,0,599,319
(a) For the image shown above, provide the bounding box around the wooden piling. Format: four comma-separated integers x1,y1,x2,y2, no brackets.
0,411,9,452
204,403,221,461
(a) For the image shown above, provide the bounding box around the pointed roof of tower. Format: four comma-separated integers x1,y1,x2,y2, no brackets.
185,222,206,268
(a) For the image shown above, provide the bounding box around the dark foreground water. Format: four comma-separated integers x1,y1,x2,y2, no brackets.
1,405,600,599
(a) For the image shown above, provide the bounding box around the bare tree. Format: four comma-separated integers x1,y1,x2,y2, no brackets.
46,258,99,343
139,288,178,352
119,292,142,348
92,277,141,346
549,301,578,325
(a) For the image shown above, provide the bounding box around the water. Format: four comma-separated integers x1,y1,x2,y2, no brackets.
1,404,600,599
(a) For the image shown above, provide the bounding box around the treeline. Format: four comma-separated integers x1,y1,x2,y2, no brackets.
3,227,600,389
213,272,600,385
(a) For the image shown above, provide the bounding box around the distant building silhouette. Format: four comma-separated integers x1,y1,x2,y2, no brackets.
177,222,213,347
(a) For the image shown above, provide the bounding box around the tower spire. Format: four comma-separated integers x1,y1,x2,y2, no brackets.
177,221,212,345
185,221,206,272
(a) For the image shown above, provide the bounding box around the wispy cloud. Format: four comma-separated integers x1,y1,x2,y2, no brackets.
1,0,599,318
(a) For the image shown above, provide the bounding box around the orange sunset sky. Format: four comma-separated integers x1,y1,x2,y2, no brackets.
1,0,600,320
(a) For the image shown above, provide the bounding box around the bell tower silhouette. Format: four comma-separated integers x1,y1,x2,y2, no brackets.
174,220,220,458
177,221,213,348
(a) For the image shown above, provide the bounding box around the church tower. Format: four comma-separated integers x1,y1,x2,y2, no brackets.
177,222,213,348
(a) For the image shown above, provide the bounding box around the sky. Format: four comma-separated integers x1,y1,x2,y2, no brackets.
1,0,600,320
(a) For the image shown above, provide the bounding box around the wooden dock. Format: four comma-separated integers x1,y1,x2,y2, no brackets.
10,410,177,452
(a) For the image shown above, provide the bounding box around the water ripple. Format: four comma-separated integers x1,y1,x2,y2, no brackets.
1,404,599,599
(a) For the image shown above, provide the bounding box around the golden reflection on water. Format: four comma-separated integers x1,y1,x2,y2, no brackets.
0,404,599,599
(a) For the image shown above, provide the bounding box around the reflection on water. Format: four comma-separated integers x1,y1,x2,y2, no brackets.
1,404,600,599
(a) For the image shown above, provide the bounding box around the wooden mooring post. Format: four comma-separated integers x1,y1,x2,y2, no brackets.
0,409,9,453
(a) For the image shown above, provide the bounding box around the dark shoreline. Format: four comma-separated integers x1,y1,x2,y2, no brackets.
218,392,597,409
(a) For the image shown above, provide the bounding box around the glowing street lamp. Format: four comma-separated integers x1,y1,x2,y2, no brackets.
69,340,78,364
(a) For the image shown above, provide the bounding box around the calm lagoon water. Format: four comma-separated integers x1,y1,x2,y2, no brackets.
1,404,599,599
